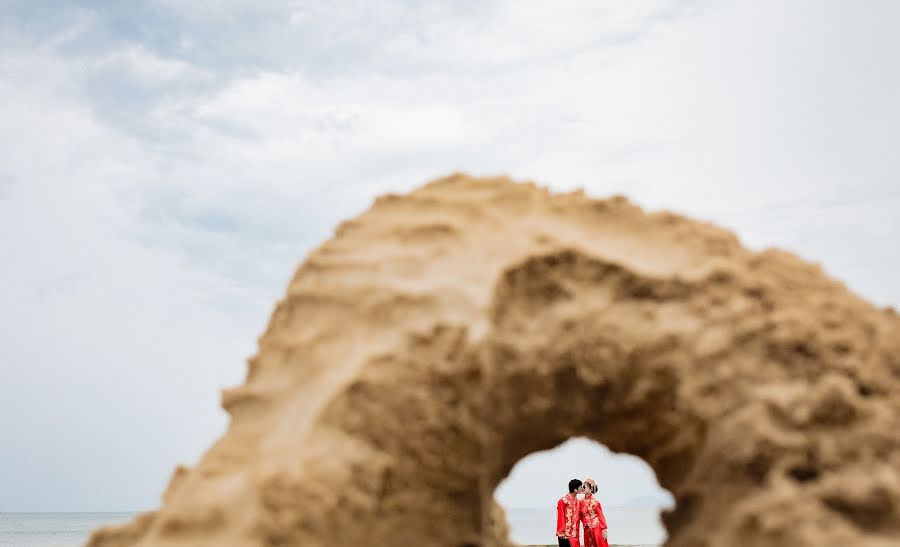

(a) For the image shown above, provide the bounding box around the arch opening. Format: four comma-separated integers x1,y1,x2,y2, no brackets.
495,437,673,546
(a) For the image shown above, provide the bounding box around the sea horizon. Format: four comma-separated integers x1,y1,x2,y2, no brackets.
1,509,664,547
0,512,135,546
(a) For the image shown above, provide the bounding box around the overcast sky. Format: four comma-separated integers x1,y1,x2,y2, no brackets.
1,0,898,514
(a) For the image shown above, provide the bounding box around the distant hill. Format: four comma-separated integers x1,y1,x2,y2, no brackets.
609,494,674,510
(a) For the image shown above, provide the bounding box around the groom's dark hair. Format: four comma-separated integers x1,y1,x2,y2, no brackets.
568,479,582,493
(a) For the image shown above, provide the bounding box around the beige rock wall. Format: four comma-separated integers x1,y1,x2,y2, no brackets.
89,175,900,547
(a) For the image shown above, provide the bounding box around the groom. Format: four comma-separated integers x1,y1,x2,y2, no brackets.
556,479,583,547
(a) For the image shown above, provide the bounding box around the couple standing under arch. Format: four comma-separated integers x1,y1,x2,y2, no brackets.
556,478,608,547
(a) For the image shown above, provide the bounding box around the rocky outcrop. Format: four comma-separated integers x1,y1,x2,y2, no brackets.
89,175,900,546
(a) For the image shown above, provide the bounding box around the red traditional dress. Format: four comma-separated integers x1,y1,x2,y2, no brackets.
580,492,609,547
556,493,581,547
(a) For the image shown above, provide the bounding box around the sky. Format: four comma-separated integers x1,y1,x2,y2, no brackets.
1,0,898,513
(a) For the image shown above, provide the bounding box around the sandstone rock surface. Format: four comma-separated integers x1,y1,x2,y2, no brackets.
89,175,900,547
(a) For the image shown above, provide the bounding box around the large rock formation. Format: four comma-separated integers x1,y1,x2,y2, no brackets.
89,175,900,547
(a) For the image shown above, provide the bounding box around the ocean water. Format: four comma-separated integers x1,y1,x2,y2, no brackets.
506,507,664,546
0,513,133,547
0,510,662,546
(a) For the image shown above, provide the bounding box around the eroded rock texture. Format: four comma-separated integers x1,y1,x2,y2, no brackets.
89,175,900,547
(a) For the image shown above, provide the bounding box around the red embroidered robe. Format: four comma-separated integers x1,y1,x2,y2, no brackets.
556,493,581,546
580,493,609,547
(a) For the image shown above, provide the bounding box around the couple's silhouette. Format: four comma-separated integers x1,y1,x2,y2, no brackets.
556,478,608,547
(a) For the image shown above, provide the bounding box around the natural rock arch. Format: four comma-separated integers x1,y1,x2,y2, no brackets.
90,175,900,547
